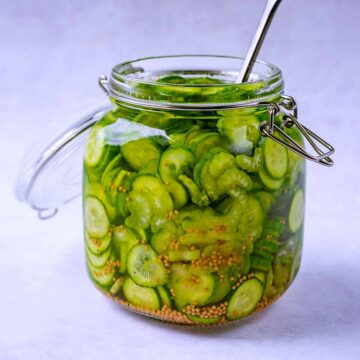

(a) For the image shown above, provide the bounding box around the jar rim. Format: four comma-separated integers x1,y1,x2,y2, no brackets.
108,54,284,107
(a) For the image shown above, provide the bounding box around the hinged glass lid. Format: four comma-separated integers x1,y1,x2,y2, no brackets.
15,101,112,219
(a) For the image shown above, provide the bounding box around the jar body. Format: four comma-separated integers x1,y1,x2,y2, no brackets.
82,57,305,325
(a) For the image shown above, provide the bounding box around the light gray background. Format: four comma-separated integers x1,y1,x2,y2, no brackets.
1,0,360,359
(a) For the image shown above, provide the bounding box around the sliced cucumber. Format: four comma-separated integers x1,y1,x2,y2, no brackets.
131,175,174,215
253,271,266,284
254,239,279,254
159,147,195,209
263,138,288,179
139,159,159,175
85,231,112,255
87,255,115,288
250,256,272,272
253,191,275,214
110,276,125,295
84,196,110,239
178,174,210,206
168,249,201,262
84,124,109,168
235,147,263,173
86,245,113,268
289,189,305,233
156,285,172,307
252,249,274,262
208,272,232,304
127,244,168,287
169,264,215,308
151,222,177,254
193,133,224,158
258,167,284,191
226,278,263,320
121,139,160,171
125,191,153,229
123,277,161,311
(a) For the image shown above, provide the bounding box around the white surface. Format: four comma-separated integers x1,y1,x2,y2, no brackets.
1,0,360,359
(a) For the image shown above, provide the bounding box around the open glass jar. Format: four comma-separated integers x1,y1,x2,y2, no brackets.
17,55,334,326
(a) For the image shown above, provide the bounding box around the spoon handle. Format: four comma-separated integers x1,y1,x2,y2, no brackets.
236,0,283,83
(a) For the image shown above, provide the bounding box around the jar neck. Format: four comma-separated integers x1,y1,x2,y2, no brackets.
107,55,284,109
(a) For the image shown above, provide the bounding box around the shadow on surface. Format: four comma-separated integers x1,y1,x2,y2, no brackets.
108,261,360,340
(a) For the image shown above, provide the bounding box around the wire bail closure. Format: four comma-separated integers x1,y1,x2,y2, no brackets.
259,95,334,167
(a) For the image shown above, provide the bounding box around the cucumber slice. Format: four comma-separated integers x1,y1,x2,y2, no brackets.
187,314,222,325
125,191,153,229
253,271,266,284
254,239,279,254
151,223,177,254
208,272,232,304
86,245,113,268
252,249,274,262
235,148,263,173
258,167,284,191
159,147,195,209
289,189,305,233
237,195,264,242
250,256,272,272
84,182,117,222
193,133,224,158
156,286,172,307
121,139,160,171
84,196,110,239
110,276,125,295
217,167,253,196
242,254,251,274
263,138,288,179
113,226,140,273
178,175,210,206
87,255,116,288
139,159,159,175
85,231,112,255
226,278,263,320
253,191,275,214
131,175,174,215
123,277,161,311
168,249,201,262
101,154,123,186
84,124,108,168
169,264,215,308
127,244,168,287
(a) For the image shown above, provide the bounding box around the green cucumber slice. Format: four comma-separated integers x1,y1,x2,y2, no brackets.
226,278,264,320
156,286,172,307
87,255,116,288
254,239,279,254
288,189,305,233
250,256,272,272
252,249,275,262
193,133,224,158
169,264,215,308
110,276,125,295
253,271,266,284
168,249,201,262
159,147,195,209
235,148,263,173
131,175,174,215
253,191,275,214
85,231,112,255
208,272,232,304
125,191,153,229
178,175,210,206
127,244,168,287
263,138,288,179
86,245,113,268
84,196,110,239
139,159,159,175
258,167,284,191
123,277,161,311
151,222,177,254
121,139,160,171
84,125,108,168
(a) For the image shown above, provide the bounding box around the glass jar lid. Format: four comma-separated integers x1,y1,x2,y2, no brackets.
15,101,112,219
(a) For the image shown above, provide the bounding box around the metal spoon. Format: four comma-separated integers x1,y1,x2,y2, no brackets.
235,0,283,83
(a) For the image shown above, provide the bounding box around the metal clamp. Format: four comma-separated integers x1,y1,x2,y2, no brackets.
98,75,110,96
259,95,334,167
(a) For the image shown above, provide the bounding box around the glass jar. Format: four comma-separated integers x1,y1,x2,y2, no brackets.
16,55,334,326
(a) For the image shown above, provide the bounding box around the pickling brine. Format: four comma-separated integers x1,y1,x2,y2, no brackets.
83,56,305,325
